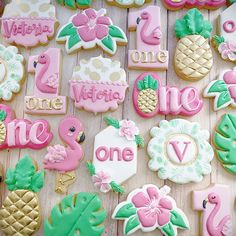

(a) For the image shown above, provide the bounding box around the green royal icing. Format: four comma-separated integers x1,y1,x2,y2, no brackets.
0,110,6,122
57,0,92,9
44,193,106,236
5,155,44,193
175,8,212,39
214,114,236,174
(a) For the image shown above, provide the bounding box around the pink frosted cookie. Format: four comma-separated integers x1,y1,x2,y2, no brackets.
0,104,53,150
56,8,127,55
128,6,168,70
87,116,144,194
213,3,236,63
112,184,189,235
133,73,203,118
25,48,67,115
193,184,232,236
69,56,128,114
44,116,85,194
162,0,225,10
1,0,57,48
106,0,151,8
204,67,236,111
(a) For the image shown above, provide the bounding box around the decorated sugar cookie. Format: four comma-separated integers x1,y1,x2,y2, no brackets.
112,184,189,235
148,119,214,184
87,116,144,193
56,0,92,9
204,67,236,111
106,0,151,8
213,114,236,174
25,48,67,115
128,6,168,70
57,8,127,55
175,9,213,81
1,0,57,48
69,56,128,114
0,44,24,101
44,116,85,194
0,156,44,235
44,192,106,236
213,3,236,63
133,73,203,118
162,0,225,10
0,104,53,150
193,184,232,236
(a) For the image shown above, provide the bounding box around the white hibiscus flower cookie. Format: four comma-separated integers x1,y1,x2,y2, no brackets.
147,119,214,184
106,0,151,8
0,45,24,101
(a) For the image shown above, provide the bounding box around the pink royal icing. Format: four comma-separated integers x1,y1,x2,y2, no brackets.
128,6,168,70
0,104,53,150
133,73,203,118
162,0,226,10
25,48,67,115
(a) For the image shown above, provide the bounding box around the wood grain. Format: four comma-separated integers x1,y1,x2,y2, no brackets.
0,1,234,236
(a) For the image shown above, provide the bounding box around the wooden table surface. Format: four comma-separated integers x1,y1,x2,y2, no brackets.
0,1,235,236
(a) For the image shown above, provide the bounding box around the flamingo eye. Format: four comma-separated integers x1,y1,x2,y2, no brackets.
212,196,216,199
69,127,76,132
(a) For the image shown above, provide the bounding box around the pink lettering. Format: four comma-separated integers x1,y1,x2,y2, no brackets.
169,141,191,162
96,146,109,161
223,20,236,33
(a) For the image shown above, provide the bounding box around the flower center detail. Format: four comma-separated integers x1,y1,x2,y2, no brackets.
145,199,161,216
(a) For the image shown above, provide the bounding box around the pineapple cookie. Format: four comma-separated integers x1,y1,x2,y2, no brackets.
0,156,44,235
174,9,213,81
132,73,203,118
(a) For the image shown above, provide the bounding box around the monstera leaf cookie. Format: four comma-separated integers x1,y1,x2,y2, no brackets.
57,0,92,9
214,114,236,174
44,193,106,236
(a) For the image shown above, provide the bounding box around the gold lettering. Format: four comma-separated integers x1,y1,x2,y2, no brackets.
131,51,141,63
51,98,63,110
38,98,52,110
132,51,167,63
26,97,37,110
157,51,168,63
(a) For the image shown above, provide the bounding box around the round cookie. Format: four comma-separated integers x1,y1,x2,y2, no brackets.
106,0,151,8
0,44,25,101
56,0,92,9
174,9,213,81
112,184,189,235
0,156,44,235
1,0,58,48
56,8,127,55
44,192,106,236
44,116,85,194
147,119,214,184
69,56,128,114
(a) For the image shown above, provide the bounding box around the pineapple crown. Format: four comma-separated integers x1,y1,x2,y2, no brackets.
5,156,44,193
0,110,6,122
175,8,212,39
137,74,158,91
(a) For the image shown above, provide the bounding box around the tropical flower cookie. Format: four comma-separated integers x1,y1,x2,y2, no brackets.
44,116,85,194
69,56,128,114
213,3,236,63
175,9,213,81
214,114,236,174
193,184,232,236
56,0,92,9
0,156,44,235
57,8,127,55
204,67,236,111
87,116,144,193
106,0,151,8
1,0,57,48
147,119,214,184
0,44,24,101
44,193,106,236
112,184,189,235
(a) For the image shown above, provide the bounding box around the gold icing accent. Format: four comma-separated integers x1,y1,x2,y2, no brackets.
39,3,50,12
89,71,101,81
110,72,121,82
137,89,158,113
29,11,39,17
19,3,30,13
55,171,76,194
92,59,103,69
0,122,6,145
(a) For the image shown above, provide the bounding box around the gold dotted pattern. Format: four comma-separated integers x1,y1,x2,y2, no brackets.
0,122,6,145
175,35,213,81
0,190,40,236
137,88,157,113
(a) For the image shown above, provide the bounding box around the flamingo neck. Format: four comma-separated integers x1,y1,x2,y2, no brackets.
207,202,221,235
66,139,81,151
140,15,151,42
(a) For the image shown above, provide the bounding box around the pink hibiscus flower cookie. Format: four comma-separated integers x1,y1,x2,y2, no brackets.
112,184,189,235
57,8,127,55
213,3,236,63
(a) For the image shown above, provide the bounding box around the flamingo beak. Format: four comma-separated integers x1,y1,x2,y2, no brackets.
203,199,208,209
136,17,141,25
33,60,38,68
77,132,85,143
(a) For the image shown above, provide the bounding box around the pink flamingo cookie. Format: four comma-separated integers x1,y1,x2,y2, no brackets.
128,6,168,70
25,48,67,115
133,73,203,118
193,184,232,236
0,104,53,150
44,116,85,194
